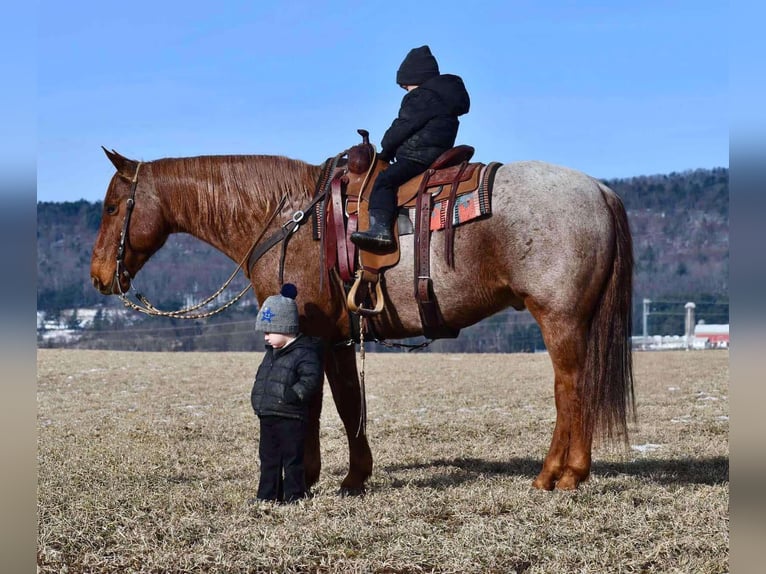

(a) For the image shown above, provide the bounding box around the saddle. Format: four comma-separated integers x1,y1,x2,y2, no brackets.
316,129,499,339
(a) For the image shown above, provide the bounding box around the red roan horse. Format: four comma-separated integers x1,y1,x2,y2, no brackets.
90,146,634,492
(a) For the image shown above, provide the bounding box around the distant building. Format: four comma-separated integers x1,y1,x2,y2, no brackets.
693,323,729,348
631,323,730,351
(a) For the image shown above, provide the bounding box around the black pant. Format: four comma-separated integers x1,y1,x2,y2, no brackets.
257,416,307,503
368,158,427,217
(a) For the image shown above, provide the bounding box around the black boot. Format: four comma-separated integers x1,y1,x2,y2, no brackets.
350,209,397,254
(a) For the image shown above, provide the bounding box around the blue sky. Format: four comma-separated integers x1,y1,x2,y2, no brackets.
36,0,729,202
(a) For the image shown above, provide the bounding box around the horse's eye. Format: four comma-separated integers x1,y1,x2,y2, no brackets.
105,204,118,215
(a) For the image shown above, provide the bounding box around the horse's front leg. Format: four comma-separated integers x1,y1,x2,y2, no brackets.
324,344,373,495
303,382,323,489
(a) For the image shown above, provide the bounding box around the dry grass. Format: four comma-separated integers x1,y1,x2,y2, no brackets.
37,350,728,573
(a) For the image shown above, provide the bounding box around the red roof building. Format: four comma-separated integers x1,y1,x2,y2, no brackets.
693,323,729,348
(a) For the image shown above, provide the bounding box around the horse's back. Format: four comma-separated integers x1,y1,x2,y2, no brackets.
492,160,610,219
483,160,616,309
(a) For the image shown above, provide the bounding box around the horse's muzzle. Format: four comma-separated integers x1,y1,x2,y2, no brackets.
92,276,116,295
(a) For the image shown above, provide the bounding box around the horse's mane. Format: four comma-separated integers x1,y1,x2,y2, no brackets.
148,154,322,237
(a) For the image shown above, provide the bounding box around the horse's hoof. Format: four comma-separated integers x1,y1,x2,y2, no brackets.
532,474,555,491
556,468,590,490
338,485,366,497
555,478,579,490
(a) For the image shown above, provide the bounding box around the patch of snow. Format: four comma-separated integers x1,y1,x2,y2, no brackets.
631,443,663,453
671,416,693,423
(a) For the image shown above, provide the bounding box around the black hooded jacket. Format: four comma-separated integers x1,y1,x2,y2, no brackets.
380,74,470,166
250,334,324,420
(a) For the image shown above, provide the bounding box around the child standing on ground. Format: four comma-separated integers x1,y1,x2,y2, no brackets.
250,283,323,503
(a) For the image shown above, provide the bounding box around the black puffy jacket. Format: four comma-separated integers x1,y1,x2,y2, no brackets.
380,74,470,165
250,335,324,420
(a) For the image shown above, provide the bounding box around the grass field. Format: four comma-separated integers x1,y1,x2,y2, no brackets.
37,349,728,573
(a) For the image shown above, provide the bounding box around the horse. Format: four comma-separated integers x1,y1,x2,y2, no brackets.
90,146,635,493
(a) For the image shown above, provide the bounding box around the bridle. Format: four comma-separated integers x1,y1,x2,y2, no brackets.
113,161,142,293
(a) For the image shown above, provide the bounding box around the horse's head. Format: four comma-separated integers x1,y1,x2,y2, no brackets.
90,148,170,295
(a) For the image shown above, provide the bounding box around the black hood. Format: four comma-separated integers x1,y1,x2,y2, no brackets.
396,45,440,85
420,74,470,116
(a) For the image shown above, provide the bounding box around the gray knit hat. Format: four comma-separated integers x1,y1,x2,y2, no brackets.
255,284,299,334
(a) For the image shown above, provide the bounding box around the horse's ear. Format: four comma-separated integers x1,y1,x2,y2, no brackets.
102,146,139,176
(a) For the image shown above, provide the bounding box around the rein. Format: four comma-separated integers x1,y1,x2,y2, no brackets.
113,161,330,320
117,196,286,319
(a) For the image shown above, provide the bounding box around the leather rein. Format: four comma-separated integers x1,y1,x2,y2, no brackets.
112,161,331,319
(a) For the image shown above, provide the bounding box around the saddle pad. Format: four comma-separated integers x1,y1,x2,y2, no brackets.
412,162,500,231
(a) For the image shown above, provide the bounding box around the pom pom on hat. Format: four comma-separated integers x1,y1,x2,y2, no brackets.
280,283,298,299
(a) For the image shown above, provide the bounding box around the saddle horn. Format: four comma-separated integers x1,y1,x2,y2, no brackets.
348,129,375,174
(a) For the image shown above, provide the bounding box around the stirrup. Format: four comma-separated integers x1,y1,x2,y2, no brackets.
347,270,385,316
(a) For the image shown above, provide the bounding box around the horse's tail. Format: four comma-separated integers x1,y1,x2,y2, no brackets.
582,182,636,444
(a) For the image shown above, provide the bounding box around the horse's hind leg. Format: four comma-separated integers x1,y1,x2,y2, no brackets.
324,344,373,495
530,310,591,491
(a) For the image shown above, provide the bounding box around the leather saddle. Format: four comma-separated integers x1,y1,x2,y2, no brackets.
343,136,481,270
344,143,479,218
318,130,497,339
